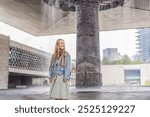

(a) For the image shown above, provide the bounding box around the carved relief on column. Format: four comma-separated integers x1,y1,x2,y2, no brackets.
76,62,102,87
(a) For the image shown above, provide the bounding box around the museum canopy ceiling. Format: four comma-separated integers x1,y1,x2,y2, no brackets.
0,0,150,36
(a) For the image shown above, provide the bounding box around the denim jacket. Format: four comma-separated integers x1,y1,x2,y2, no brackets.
49,52,71,79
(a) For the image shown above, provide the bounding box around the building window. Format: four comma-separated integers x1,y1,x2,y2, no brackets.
124,69,141,86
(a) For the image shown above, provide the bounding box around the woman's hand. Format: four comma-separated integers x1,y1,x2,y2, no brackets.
63,78,69,83
49,78,53,83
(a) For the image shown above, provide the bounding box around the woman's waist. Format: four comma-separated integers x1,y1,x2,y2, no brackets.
52,69,64,75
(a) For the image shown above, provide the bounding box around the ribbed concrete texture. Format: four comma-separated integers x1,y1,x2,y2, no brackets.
76,0,102,87
0,34,10,89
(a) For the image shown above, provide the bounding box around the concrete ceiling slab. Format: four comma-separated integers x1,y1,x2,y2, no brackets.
0,0,150,36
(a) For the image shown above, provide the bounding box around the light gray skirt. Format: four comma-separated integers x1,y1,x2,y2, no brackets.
49,75,69,99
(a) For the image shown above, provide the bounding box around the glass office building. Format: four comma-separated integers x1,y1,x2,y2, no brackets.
136,28,150,63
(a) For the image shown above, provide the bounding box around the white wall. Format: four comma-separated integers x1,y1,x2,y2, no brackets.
101,65,124,86
101,64,150,86
141,64,150,85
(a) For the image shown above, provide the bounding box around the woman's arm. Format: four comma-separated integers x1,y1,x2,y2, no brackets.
49,55,53,80
64,52,71,80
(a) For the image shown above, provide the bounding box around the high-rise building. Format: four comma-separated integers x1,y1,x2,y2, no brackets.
132,54,140,61
103,48,122,61
136,28,150,63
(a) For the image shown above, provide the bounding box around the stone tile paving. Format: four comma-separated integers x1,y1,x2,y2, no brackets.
1,86,150,100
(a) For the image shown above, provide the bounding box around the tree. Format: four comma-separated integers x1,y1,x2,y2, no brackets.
132,59,142,64
102,55,141,65
121,55,132,64
102,57,110,65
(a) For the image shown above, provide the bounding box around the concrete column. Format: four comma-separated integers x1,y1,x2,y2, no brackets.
0,34,10,89
76,0,102,87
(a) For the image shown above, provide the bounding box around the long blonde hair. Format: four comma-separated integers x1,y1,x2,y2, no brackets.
51,39,66,66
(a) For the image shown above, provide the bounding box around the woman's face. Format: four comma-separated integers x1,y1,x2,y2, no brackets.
58,40,64,50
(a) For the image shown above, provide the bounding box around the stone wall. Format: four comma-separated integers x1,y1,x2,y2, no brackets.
0,34,10,89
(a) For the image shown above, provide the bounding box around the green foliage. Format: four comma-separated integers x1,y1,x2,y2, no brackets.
132,60,142,64
102,57,110,65
122,55,132,64
102,55,142,65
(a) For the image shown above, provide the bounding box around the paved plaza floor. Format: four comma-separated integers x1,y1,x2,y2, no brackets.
1,86,150,100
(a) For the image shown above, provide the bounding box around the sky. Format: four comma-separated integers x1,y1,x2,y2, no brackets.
0,21,138,60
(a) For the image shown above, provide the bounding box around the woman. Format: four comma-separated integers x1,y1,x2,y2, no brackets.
49,39,71,100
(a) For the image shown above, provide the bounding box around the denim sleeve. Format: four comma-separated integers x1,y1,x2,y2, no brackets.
49,55,53,78
64,53,71,79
